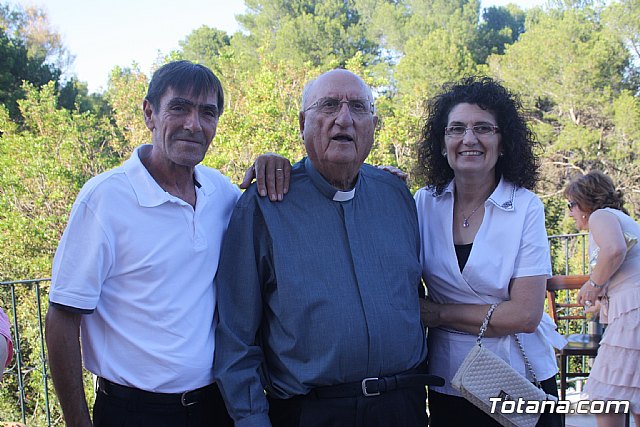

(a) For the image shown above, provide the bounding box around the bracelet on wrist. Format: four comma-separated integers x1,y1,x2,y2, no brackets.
588,278,605,289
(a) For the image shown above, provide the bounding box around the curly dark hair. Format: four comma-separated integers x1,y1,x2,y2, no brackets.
564,170,628,215
416,76,539,194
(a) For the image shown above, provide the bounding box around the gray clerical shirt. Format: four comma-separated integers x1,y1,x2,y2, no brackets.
214,157,427,427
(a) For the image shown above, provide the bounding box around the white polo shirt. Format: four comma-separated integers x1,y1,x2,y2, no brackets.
415,177,562,396
50,145,241,392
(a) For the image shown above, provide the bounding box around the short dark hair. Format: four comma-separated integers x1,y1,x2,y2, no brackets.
145,60,224,116
416,76,539,194
564,170,628,215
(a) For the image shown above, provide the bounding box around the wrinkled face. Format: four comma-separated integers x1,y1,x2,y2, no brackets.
299,70,378,181
567,200,590,230
143,86,220,169
443,103,502,177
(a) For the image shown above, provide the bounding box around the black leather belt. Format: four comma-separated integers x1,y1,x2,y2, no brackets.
308,373,445,399
97,377,214,407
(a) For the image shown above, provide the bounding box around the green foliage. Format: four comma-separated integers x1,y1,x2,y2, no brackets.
604,0,640,89
0,27,60,118
236,0,379,69
58,77,111,116
1,82,117,279
474,5,526,62
395,29,480,103
0,3,72,72
104,66,149,158
0,1,78,122
489,2,640,227
210,56,309,181
176,25,232,77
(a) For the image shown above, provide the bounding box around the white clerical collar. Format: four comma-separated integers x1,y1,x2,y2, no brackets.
304,157,359,202
333,189,355,201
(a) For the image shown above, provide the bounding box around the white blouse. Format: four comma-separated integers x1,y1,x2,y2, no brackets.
415,177,564,396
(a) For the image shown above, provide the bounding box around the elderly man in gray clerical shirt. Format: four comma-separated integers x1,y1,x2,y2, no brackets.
213,69,442,427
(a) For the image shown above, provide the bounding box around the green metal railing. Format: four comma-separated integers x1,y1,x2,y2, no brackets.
548,232,589,275
1,278,52,426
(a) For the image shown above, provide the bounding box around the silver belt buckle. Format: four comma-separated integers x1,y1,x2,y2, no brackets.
361,377,380,397
181,390,197,407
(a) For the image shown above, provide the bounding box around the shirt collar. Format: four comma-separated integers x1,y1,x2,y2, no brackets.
123,144,215,207
304,157,357,202
487,176,516,211
441,176,516,212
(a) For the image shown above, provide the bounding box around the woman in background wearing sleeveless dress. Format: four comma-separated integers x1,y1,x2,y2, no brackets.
565,170,640,427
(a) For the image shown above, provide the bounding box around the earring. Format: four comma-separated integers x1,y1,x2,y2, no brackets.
442,150,447,157
499,152,504,157
582,215,587,219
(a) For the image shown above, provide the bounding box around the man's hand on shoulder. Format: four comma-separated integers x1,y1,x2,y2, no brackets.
240,153,292,201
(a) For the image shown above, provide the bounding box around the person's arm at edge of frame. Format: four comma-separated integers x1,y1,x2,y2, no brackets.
214,198,272,427
240,153,291,201
45,305,92,427
0,306,11,380
0,333,7,380
421,196,548,337
577,210,627,306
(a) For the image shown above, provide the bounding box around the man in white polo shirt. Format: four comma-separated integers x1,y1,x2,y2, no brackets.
45,61,239,427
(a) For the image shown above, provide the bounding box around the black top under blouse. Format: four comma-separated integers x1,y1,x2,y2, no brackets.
454,243,473,272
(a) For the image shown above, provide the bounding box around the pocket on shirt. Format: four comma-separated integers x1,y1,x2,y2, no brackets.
380,255,422,310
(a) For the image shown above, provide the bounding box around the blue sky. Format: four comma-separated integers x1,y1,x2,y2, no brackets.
18,0,546,93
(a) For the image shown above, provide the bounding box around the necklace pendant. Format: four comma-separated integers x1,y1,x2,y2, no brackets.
462,218,470,228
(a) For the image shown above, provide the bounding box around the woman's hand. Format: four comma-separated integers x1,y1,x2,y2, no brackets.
420,299,442,327
577,280,601,307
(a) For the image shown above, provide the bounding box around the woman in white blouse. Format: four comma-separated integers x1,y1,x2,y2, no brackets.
415,77,564,427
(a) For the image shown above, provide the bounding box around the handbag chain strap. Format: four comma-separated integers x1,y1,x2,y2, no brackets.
514,333,542,388
477,303,542,389
476,303,498,345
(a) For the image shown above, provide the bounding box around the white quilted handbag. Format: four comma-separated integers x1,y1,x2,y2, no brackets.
451,303,557,427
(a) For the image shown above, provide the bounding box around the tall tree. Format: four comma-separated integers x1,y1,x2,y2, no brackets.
233,0,379,69
395,29,480,105
178,25,231,71
103,66,149,158
473,5,526,63
0,28,59,118
603,0,640,89
0,3,72,75
490,1,640,220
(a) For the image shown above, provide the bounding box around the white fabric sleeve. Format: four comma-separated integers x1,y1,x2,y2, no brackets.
513,196,552,278
50,200,113,310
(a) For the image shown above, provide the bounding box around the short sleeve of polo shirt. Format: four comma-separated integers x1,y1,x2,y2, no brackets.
50,198,113,311
512,196,551,279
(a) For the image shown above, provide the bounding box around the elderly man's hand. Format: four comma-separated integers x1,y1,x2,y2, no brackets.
240,153,292,201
